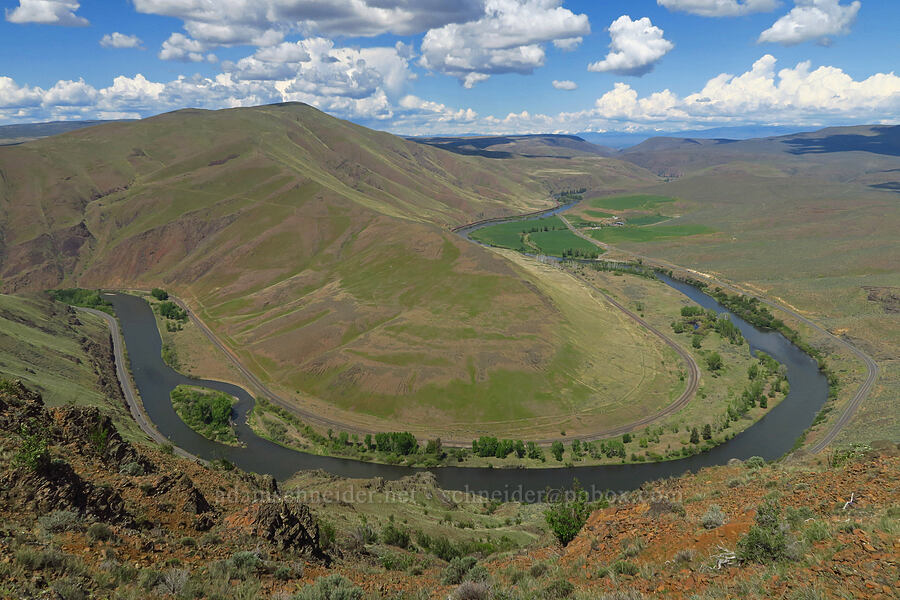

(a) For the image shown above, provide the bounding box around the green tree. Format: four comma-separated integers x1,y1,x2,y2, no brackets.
689,427,700,444
425,438,443,456
570,439,582,456
544,481,591,546
551,441,565,462
692,335,702,349
702,424,712,440
622,433,632,444
706,352,723,371
514,440,526,459
151,288,169,301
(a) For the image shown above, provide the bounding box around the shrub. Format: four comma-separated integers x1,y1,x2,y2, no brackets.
621,537,646,558
86,523,114,543
673,548,695,564
705,352,723,371
544,481,590,546
38,510,83,533
119,461,146,476
442,557,478,585
16,546,63,571
453,580,491,600
612,560,639,576
14,421,51,472
727,477,743,488
738,498,791,563
230,550,262,575
786,506,815,527
349,523,378,549
179,536,197,548
294,574,363,600
156,568,189,596
275,565,292,581
51,578,86,600
544,579,575,599
701,505,726,529
745,456,766,469
381,523,410,549
803,521,831,544
529,562,549,578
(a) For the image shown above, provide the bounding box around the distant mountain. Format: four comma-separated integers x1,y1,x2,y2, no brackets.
577,126,811,150
617,124,900,180
410,134,616,158
0,120,128,145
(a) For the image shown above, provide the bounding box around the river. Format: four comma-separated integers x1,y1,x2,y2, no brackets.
107,267,827,497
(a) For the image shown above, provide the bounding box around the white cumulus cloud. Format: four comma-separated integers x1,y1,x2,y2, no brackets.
100,32,144,49
657,0,778,17
588,15,674,77
552,80,578,90
419,0,590,87
5,0,88,26
1,56,898,137
132,0,485,48
759,0,861,45
159,33,217,63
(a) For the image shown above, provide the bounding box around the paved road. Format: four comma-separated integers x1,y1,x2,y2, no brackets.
559,215,879,453
77,306,201,462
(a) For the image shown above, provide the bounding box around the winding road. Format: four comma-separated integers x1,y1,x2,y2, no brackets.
558,214,879,453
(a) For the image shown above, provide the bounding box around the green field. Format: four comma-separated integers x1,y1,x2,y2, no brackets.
589,224,715,243
588,194,676,211
625,214,670,226
585,209,615,219
170,385,239,446
469,216,565,250
529,229,603,257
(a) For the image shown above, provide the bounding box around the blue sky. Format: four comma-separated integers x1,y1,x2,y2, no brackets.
0,0,897,134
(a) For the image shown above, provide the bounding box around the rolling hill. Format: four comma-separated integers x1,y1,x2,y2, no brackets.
411,134,616,159
0,103,668,439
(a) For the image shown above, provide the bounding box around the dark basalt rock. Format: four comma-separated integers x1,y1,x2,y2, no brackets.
252,499,325,560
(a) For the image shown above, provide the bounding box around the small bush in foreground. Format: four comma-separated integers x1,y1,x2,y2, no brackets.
453,580,491,600
545,481,590,546
381,522,410,549
745,456,766,469
612,560,639,576
86,523,114,543
543,579,575,598
529,562,549,578
38,510,83,533
442,557,478,585
701,505,726,529
738,498,792,563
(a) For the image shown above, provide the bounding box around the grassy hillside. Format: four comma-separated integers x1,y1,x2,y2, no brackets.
0,294,142,441
594,126,900,446
0,103,665,439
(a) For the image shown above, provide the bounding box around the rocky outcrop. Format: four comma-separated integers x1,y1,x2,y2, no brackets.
0,460,131,524
49,405,154,474
252,499,324,559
